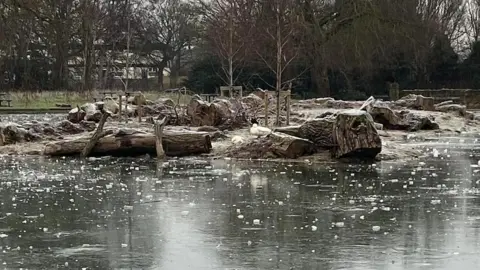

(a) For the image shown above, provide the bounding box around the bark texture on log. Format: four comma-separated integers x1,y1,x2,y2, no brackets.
44,130,212,157
367,105,409,130
187,98,234,127
298,118,336,149
268,132,314,159
273,126,301,137
332,110,382,159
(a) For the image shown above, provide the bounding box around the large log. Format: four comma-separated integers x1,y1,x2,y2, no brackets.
273,126,301,137
268,132,314,159
332,109,382,159
298,118,336,149
44,129,212,157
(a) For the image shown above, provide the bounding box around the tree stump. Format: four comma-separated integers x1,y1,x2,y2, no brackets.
297,118,336,149
366,105,409,130
154,116,168,159
331,109,382,159
414,95,435,111
67,106,87,123
268,132,314,159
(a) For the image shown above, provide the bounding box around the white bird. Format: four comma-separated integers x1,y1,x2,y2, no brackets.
249,119,272,138
231,135,245,144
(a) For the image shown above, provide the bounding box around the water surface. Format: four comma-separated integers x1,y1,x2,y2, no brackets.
0,132,480,269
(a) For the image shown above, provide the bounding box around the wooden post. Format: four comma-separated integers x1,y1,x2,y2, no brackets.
138,104,142,122
286,90,291,126
388,82,400,101
81,111,110,157
124,92,129,122
264,92,269,126
154,116,168,159
118,93,123,119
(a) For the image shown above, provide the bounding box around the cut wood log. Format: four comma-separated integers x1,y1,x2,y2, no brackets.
67,106,86,123
414,95,435,111
154,117,168,158
273,125,301,137
81,112,109,157
297,118,336,149
332,109,382,159
268,132,314,159
366,105,409,130
44,129,212,157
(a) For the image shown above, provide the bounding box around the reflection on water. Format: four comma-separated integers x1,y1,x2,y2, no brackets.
0,146,480,269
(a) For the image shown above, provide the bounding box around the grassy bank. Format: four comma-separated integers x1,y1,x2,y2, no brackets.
1,90,193,109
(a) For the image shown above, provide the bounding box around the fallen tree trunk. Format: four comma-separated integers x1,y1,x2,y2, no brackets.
273,126,301,137
268,132,314,159
332,109,382,159
44,129,212,157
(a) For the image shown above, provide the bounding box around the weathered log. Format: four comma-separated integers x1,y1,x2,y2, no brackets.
187,97,235,127
154,117,168,158
332,109,382,159
366,105,409,130
44,130,212,157
268,132,314,159
273,125,301,137
297,118,336,149
67,106,86,123
435,104,466,116
81,112,109,157
415,96,435,111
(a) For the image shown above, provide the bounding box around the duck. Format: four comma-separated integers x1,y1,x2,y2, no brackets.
249,118,272,138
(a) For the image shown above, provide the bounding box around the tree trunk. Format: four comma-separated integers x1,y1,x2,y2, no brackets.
44,130,212,157
275,8,282,126
268,132,314,159
157,67,165,90
273,125,301,137
313,63,330,97
331,110,382,159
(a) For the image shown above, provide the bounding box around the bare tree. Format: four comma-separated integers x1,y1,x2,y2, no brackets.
201,0,255,89
136,0,200,90
253,0,305,125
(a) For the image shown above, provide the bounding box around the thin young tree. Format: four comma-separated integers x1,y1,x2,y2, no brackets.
201,0,255,92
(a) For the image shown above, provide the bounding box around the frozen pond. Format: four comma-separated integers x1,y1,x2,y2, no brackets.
1,147,480,269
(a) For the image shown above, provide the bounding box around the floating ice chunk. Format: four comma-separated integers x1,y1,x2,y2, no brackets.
311,225,317,232
181,211,189,217
430,199,441,205
237,215,244,219
334,222,345,228
0,234,7,238
253,219,260,225
121,243,128,248
124,205,133,211
372,226,381,232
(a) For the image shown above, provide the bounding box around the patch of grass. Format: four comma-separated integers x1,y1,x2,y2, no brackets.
6,91,92,109
1,89,192,110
